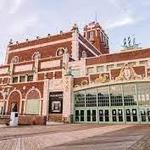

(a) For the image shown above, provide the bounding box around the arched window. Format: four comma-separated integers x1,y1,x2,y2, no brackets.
32,52,41,60
8,91,21,114
81,51,87,58
26,89,41,115
11,56,19,64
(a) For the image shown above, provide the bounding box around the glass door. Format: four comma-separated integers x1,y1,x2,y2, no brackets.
139,107,150,124
98,109,110,123
125,108,138,123
75,109,85,122
86,109,97,123
112,108,124,123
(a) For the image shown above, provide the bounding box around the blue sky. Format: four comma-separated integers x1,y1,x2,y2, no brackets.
0,0,150,64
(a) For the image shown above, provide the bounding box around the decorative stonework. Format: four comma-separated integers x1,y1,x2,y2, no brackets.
65,78,69,91
116,64,142,81
81,80,88,86
95,74,109,83
14,64,33,72
0,67,9,74
49,79,63,91
56,47,66,56
40,60,60,69
32,51,41,60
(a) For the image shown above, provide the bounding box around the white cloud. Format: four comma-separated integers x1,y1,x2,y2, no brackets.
0,0,5,12
9,0,24,14
10,15,39,34
106,16,135,29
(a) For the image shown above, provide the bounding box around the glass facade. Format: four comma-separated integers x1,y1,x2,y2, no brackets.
74,82,150,124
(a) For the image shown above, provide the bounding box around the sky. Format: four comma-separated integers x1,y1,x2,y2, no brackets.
0,0,150,64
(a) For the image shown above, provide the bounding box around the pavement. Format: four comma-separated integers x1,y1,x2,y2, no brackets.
0,124,149,150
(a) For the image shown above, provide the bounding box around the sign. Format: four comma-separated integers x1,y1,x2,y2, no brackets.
49,92,63,113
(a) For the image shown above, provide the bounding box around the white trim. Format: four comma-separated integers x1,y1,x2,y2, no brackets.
8,38,72,53
72,31,79,60
8,89,22,100
86,58,150,73
25,87,42,100
79,35,101,55
73,79,150,92
79,40,99,56
5,46,10,64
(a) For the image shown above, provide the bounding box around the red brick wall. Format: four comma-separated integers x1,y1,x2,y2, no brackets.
73,77,89,87
86,48,150,65
79,43,95,59
7,42,72,64
9,32,72,50
90,73,110,82
111,66,145,79
19,115,46,125
7,82,44,99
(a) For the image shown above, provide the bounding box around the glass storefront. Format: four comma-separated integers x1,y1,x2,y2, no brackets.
74,82,150,124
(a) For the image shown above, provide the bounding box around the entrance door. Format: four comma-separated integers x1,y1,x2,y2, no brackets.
112,108,124,123
8,91,20,114
125,108,138,123
140,107,150,124
75,109,85,122
86,109,97,123
98,109,109,123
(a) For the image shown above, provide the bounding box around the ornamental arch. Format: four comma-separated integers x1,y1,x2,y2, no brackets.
25,88,41,115
7,90,21,114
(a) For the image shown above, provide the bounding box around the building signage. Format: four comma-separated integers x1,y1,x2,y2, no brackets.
49,92,63,113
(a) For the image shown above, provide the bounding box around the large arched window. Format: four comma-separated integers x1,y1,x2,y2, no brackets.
26,89,41,114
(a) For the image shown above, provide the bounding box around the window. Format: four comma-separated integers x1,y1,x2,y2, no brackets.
26,100,40,114
97,66,104,73
71,69,81,77
137,83,150,105
117,63,124,68
74,91,85,107
128,62,136,66
139,60,148,65
98,87,109,106
86,89,97,107
12,77,18,83
110,85,123,106
89,31,94,40
106,64,114,71
20,76,26,82
27,75,33,81
123,84,137,106
87,67,94,74
81,51,87,58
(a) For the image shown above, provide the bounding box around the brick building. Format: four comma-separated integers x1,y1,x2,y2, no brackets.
0,21,150,124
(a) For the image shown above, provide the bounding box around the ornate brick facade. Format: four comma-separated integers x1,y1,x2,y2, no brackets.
0,21,150,124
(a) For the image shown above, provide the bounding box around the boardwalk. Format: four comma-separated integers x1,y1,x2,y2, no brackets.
0,124,149,150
